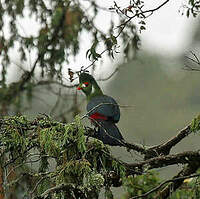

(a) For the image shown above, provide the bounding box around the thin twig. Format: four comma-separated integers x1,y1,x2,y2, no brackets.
131,173,200,199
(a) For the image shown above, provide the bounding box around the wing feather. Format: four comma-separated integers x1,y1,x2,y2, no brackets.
87,95,120,123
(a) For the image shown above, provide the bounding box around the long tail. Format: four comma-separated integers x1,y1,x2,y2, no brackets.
96,120,124,146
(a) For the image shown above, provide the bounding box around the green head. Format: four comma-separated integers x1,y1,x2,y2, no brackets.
77,73,103,100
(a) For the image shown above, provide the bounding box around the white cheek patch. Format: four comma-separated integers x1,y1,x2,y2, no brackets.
91,85,95,94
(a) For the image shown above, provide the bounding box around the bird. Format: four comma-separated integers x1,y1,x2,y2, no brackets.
77,72,124,146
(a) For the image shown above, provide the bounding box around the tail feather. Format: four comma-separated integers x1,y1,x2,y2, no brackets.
96,120,124,146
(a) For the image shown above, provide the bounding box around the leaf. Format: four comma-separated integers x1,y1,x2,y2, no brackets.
86,40,101,60
139,20,146,25
105,187,113,199
186,9,190,18
111,35,117,45
140,25,146,30
52,7,63,27
86,49,90,58
68,68,74,82
191,115,200,133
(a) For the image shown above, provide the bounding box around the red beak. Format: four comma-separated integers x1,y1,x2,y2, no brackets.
77,86,82,90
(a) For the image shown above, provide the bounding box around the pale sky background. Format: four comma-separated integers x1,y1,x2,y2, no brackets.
140,0,198,56
94,0,197,56
7,0,200,82
71,0,199,74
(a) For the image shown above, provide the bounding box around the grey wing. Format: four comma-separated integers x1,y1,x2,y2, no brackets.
87,95,120,122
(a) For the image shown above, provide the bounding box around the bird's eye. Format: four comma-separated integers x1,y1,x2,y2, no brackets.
82,82,89,87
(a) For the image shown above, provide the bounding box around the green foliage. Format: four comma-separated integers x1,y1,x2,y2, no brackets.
0,115,126,198
0,0,143,85
171,177,200,199
123,171,159,199
52,7,64,27
86,39,102,61
105,187,114,199
2,115,200,198
112,160,126,178
85,171,105,191
0,1,82,79
186,0,200,17
124,34,140,60
190,114,200,133
56,159,91,185
123,172,200,199
1,116,30,155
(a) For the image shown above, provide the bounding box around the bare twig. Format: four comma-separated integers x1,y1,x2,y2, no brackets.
131,173,200,199
36,80,77,88
31,176,49,196
115,0,170,37
184,51,200,71
34,183,75,199
142,0,170,15
156,161,200,199
76,0,171,78
98,67,119,81
50,88,62,116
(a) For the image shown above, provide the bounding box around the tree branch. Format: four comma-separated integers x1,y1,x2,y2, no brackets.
34,183,75,199
155,161,200,199
125,150,200,174
183,51,200,71
131,173,200,199
145,124,192,159
142,0,170,15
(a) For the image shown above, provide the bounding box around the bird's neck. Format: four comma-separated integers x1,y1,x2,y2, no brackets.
87,82,103,101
